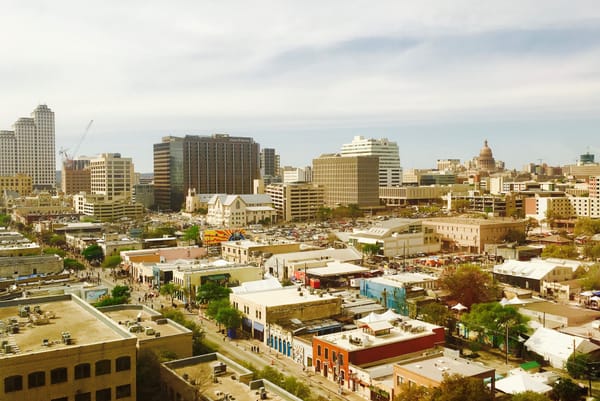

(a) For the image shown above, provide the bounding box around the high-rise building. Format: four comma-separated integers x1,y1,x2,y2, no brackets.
153,136,184,211
89,153,134,201
312,154,379,208
340,136,402,187
282,166,312,183
153,134,260,211
260,148,280,178
0,105,55,189
61,158,92,195
265,182,324,222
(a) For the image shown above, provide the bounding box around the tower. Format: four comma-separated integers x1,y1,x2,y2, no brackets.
340,136,402,187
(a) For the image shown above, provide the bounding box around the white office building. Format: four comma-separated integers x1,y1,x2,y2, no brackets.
90,153,135,201
340,136,402,187
0,105,55,189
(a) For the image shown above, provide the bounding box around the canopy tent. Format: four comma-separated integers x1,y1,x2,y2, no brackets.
495,374,552,395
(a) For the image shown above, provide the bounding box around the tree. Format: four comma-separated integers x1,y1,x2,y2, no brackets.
112,285,131,298
63,258,85,270
419,303,451,326
102,255,122,269
541,244,578,259
215,305,242,330
43,247,66,257
578,264,600,290
394,384,432,401
0,214,10,227
566,352,592,379
461,303,529,349
504,229,526,245
440,264,498,307
583,244,600,261
159,282,181,303
574,217,600,236
183,225,199,243
206,298,230,320
550,378,586,401
82,244,104,262
316,207,332,221
196,281,231,304
510,391,551,401
431,374,491,401
361,243,381,257
526,218,540,234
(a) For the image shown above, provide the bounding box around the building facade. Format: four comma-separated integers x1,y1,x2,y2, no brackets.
313,154,379,208
61,158,91,195
265,182,325,221
0,105,55,189
206,194,276,227
153,136,184,211
341,136,402,187
90,153,135,201
260,148,280,179
0,174,32,196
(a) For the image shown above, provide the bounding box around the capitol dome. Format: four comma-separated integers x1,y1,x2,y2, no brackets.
477,139,496,172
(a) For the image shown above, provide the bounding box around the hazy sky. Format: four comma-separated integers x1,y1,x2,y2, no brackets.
2,1,600,172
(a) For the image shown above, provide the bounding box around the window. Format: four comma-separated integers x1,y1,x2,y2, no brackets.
4,375,23,393
96,359,112,376
317,345,321,356
96,388,112,401
116,356,131,372
75,363,91,379
324,348,329,359
51,367,68,384
75,392,92,401
116,384,131,399
28,371,45,388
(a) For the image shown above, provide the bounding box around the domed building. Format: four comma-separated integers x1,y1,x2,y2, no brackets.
476,139,496,172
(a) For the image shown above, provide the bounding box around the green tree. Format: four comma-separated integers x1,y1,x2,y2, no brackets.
196,281,231,304
48,234,66,247
566,352,592,379
112,285,131,299
440,264,498,307
206,298,230,320
63,258,85,270
183,225,199,243
316,207,332,221
579,264,600,290
504,229,527,245
102,255,122,269
43,247,66,257
394,384,432,401
574,217,600,236
461,303,529,349
584,244,600,261
510,391,551,401
550,378,586,401
419,303,451,326
215,306,242,330
0,214,10,227
361,243,381,257
159,282,181,303
431,374,491,401
82,244,104,262
541,244,578,259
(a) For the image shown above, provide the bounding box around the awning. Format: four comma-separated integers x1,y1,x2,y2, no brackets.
206,274,228,281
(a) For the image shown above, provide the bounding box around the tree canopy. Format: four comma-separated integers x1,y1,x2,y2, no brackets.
419,303,452,326
440,264,498,307
196,281,231,304
550,378,587,401
82,244,104,261
510,391,551,401
183,225,199,243
461,302,529,348
394,374,491,401
102,255,122,269
159,282,181,302
577,263,600,290
574,217,600,236
541,244,578,259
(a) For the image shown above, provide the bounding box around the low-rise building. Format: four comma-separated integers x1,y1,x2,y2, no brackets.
0,294,137,401
265,182,325,221
493,259,578,292
348,218,440,258
423,217,527,253
221,239,303,264
0,174,32,196
73,193,145,221
206,194,277,227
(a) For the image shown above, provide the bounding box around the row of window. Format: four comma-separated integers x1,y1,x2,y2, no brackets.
45,384,131,401
4,356,131,393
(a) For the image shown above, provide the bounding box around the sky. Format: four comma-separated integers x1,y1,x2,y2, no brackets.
1,1,600,173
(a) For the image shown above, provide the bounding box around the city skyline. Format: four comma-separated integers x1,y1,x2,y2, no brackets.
2,1,600,172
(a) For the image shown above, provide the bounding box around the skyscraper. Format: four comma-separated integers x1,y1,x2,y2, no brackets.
89,153,134,200
260,148,280,178
340,136,402,187
153,134,260,211
0,105,56,189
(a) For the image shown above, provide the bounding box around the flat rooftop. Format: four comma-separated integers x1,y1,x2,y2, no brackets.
169,358,289,401
307,261,369,277
231,286,338,307
367,273,438,287
318,319,441,351
397,355,494,383
102,306,190,340
0,295,130,359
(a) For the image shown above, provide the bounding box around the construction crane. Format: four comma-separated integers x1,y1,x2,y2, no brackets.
60,120,93,168
72,120,93,159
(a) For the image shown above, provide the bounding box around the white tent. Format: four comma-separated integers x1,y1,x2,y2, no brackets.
524,327,600,368
380,309,403,321
451,303,468,311
358,312,382,324
495,374,552,395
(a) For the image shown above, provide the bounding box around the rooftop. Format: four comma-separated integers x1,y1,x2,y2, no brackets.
424,217,526,226
396,354,494,383
101,305,191,341
366,273,438,287
307,261,369,277
0,294,132,359
230,286,338,307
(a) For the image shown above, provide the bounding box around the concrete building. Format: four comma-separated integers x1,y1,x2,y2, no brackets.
590,176,600,199
525,196,600,220
260,148,280,180
10,192,77,225
90,153,135,201
423,217,527,253
436,159,462,172
206,194,276,227
0,105,55,190
0,231,40,257
446,192,523,217
348,218,440,258
493,259,577,292
0,294,137,401
221,239,303,264
379,185,469,207
230,286,343,342
133,183,154,209
265,182,325,222
393,349,496,396
73,193,145,221
0,174,32,196
282,166,312,183
312,317,445,395
153,136,185,211
360,273,439,316
313,154,379,208
340,136,402,187
160,353,302,401
61,158,92,195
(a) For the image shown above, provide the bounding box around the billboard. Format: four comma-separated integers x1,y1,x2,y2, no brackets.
202,229,246,246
